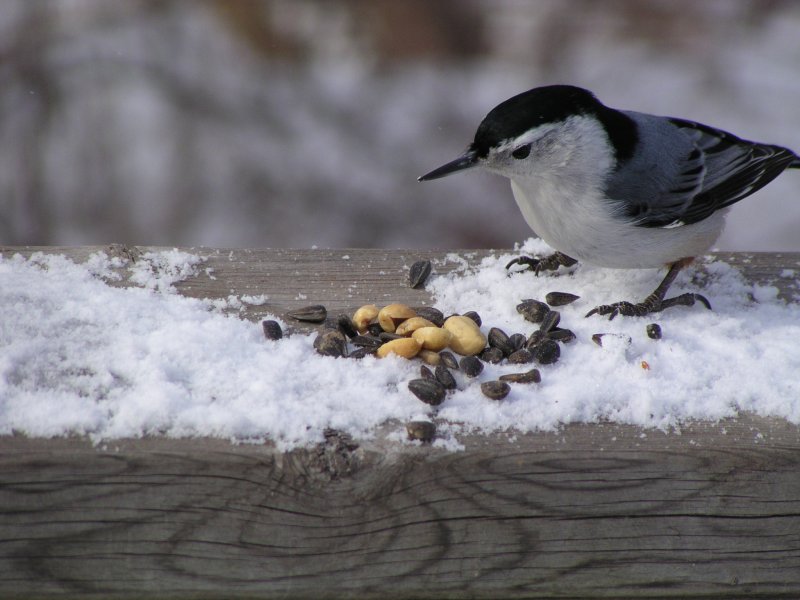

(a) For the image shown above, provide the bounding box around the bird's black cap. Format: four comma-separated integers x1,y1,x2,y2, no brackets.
471,85,638,163
419,85,638,182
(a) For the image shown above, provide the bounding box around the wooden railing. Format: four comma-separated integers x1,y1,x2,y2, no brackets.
2,246,799,599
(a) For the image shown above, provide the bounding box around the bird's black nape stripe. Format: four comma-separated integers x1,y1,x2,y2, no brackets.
595,105,638,165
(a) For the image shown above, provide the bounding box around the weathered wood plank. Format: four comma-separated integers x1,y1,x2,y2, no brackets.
2,246,800,598
1,417,800,599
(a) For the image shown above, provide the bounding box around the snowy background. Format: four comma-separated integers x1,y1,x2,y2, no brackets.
1,0,799,251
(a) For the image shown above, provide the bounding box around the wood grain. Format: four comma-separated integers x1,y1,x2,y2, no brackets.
2,418,800,598
2,246,800,598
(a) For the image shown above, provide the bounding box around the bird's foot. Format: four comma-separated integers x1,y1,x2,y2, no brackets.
506,251,578,276
585,292,711,320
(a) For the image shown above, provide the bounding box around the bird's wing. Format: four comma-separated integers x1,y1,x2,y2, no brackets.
629,118,799,228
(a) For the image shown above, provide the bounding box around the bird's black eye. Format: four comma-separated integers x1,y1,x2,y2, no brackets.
512,144,531,159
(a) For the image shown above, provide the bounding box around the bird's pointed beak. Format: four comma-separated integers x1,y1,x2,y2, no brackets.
418,150,479,182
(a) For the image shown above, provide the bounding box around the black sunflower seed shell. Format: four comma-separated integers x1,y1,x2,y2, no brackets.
406,420,436,442
379,332,403,342
336,314,358,338
646,323,663,340
439,351,459,370
539,310,561,333
351,335,383,350
408,378,446,406
509,333,527,352
481,380,510,400
413,306,445,327
347,347,370,360
488,327,513,356
545,291,580,307
507,348,534,364
314,330,347,358
531,339,560,365
548,328,576,343
525,330,547,349
516,299,550,324
459,355,484,377
367,322,384,337
287,304,328,323
499,368,541,384
434,365,457,390
409,260,433,289
262,320,283,341
479,347,505,364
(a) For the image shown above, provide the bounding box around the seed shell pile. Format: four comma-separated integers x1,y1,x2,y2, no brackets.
268,263,666,445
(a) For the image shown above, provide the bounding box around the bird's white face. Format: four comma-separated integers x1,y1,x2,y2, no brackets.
479,115,614,184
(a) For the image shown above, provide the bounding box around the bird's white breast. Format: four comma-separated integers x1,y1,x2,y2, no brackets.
510,178,726,268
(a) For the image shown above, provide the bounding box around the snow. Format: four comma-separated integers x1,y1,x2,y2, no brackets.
2,242,800,450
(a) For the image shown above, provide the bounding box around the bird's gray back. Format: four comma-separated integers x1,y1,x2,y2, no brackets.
603,111,701,223
605,110,799,228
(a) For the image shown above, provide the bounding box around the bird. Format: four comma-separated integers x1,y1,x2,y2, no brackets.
418,85,800,319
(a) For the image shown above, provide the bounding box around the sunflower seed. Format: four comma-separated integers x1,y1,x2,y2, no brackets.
479,347,505,364
379,332,404,342
508,348,534,364
488,327,514,356
439,351,460,370
347,347,370,360
646,323,663,340
481,380,511,400
525,330,547,349
262,320,283,341
531,339,560,364
499,369,541,384
367,322,384,337
545,291,580,306
459,355,484,377
539,310,561,333
351,335,383,350
408,378,446,406
409,259,433,289
548,328,576,343
406,420,436,442
287,304,327,323
420,365,435,380
435,365,457,390
516,299,550,323
314,330,347,358
509,333,527,352
336,314,358,338
413,306,445,327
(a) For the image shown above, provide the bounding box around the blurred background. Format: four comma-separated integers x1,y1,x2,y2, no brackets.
1,0,799,250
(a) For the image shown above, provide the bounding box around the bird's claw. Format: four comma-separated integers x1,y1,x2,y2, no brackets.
505,252,577,276
585,293,712,320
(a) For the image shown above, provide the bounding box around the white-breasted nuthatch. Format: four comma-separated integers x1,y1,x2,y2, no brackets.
419,85,799,319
